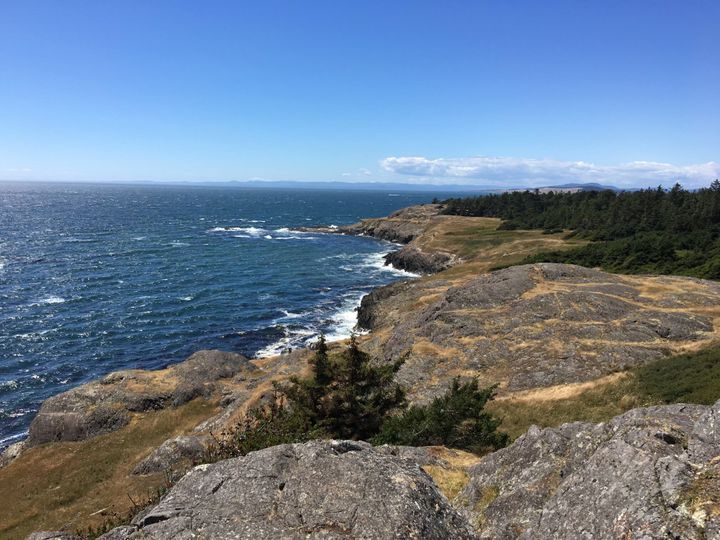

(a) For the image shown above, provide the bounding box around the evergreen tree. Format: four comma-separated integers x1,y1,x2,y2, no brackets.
373,378,508,454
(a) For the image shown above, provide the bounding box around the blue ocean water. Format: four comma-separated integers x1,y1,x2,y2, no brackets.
0,182,451,446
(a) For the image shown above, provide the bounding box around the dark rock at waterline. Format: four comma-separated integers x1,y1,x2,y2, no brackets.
357,281,412,330
461,400,720,539
26,350,250,447
99,439,477,540
384,246,455,275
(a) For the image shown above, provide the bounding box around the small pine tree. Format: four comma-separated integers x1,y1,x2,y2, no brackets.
283,334,405,440
208,334,407,460
372,378,508,455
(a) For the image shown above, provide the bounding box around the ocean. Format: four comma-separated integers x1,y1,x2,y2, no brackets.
0,182,454,447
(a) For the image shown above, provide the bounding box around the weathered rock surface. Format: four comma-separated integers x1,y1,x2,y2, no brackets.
27,350,251,446
26,532,83,540
461,400,720,539
360,263,720,399
384,246,455,274
0,440,25,468
302,204,444,244
298,203,460,275
99,440,477,540
132,434,210,475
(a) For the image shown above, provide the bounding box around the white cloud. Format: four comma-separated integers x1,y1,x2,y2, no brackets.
380,156,720,188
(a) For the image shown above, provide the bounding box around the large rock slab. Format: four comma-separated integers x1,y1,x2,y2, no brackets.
131,434,210,475
100,440,478,539
27,350,251,446
360,263,720,399
461,400,720,539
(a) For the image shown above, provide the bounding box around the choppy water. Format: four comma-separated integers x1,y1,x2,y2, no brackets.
0,182,453,446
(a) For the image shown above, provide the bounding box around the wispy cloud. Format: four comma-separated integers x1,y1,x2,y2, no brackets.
380,156,720,187
341,168,374,179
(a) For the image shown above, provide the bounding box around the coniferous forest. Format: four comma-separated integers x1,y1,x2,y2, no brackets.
442,181,720,279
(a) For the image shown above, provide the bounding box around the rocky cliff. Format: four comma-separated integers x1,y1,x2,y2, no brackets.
39,400,718,540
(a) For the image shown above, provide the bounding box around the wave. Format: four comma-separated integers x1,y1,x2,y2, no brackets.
324,291,367,342
279,309,304,319
208,226,266,235
363,251,419,277
0,430,28,446
255,325,316,358
0,380,18,390
31,295,66,306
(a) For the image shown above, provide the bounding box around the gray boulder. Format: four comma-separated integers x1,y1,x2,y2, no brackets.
100,439,477,539
461,401,720,539
26,532,83,540
132,434,210,475
27,350,250,446
384,246,455,275
0,440,25,468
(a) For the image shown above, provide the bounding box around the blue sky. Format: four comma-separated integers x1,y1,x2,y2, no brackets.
0,0,718,187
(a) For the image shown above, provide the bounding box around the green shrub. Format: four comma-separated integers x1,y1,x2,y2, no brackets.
206,335,405,460
372,378,508,454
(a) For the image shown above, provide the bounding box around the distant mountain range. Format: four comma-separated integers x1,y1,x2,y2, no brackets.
134,179,621,193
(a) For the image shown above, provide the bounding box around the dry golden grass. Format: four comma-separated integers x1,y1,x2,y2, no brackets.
0,399,218,540
495,372,630,403
421,446,483,501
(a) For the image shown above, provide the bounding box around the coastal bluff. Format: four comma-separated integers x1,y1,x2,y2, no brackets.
5,202,720,539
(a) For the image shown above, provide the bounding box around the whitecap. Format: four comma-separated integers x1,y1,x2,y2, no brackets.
0,430,28,446
324,292,368,342
169,241,190,247
363,252,419,277
209,226,267,236
264,235,272,239
255,326,316,358
0,380,18,390
32,296,66,306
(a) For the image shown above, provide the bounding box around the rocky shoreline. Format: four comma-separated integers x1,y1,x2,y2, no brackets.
6,203,720,539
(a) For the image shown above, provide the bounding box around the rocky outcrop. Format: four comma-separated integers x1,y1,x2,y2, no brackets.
99,440,477,539
0,440,25,468
360,263,720,400
384,246,455,275
26,532,83,540
27,350,251,447
302,204,444,244
461,400,720,539
132,434,210,475
298,204,458,274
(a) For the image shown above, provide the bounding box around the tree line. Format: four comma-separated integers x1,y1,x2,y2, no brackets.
442,181,720,279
